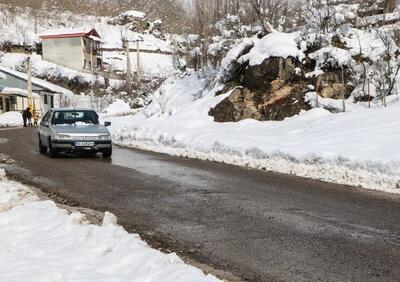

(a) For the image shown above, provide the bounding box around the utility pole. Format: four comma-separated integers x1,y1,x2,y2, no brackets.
27,56,33,112
315,77,320,108
125,40,132,92
135,36,144,87
341,66,346,112
367,78,371,108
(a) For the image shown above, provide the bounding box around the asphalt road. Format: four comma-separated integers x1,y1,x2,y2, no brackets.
1,128,400,281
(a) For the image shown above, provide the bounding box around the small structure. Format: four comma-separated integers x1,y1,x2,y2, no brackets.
39,28,102,71
0,85,41,113
0,67,73,113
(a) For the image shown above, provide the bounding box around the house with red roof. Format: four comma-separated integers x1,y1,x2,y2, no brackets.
39,28,102,71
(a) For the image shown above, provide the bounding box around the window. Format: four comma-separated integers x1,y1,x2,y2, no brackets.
51,95,54,108
0,97,3,110
51,111,99,125
84,59,87,69
44,94,48,105
9,96,16,111
43,110,52,122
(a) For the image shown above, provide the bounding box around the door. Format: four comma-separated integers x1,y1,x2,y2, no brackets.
5,98,10,112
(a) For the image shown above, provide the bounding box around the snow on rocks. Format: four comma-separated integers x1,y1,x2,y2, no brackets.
107,74,400,194
309,46,354,68
240,32,305,67
218,38,254,81
121,10,146,19
0,112,23,128
0,169,220,282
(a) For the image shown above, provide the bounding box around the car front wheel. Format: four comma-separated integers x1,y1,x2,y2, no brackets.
38,135,47,154
48,139,58,158
102,148,112,158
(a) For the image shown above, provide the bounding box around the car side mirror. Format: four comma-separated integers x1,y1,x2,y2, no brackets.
40,121,49,127
104,121,111,127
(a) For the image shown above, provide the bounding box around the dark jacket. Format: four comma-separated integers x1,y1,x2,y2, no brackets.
22,109,32,119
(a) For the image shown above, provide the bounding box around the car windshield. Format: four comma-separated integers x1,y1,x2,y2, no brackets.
51,111,99,125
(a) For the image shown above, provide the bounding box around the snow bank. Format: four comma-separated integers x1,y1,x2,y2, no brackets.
0,170,219,282
0,112,23,128
108,74,400,194
240,32,304,66
103,99,133,116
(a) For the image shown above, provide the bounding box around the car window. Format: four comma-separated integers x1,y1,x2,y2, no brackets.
51,111,99,125
43,110,52,122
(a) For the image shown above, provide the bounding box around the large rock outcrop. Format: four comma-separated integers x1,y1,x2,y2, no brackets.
210,54,311,122
210,48,355,122
209,80,311,122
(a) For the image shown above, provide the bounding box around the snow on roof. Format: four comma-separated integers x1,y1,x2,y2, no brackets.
0,86,41,99
39,28,100,40
0,67,74,97
240,32,305,66
121,10,146,18
88,35,101,42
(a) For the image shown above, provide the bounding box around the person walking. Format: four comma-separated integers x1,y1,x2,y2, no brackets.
22,107,32,127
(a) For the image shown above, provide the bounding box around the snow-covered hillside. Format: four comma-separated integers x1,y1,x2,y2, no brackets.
104,74,400,194
0,5,179,80
0,5,172,50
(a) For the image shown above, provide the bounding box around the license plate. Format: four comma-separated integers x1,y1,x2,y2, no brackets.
75,142,95,147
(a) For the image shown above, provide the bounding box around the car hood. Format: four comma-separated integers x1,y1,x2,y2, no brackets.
53,124,109,135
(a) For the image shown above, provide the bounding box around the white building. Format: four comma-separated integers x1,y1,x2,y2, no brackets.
39,28,102,71
0,67,73,114
0,86,41,113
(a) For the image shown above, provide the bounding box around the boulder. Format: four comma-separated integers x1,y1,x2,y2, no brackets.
209,87,262,122
107,11,150,33
260,84,311,121
320,83,347,99
242,57,297,92
209,83,311,122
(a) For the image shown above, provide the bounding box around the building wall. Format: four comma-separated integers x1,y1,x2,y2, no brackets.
82,37,100,70
42,37,84,71
0,94,40,113
0,71,57,114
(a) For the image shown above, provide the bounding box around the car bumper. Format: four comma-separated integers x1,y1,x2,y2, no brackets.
52,140,112,151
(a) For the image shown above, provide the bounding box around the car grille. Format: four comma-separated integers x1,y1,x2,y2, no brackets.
73,136,99,141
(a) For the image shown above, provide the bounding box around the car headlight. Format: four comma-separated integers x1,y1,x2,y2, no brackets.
98,135,111,141
55,134,72,140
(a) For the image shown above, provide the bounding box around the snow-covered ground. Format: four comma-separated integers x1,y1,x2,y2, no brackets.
0,5,179,87
0,169,219,281
0,53,124,89
106,74,400,194
0,112,23,128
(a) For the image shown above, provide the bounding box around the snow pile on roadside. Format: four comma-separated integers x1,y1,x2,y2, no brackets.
0,112,23,128
107,74,400,194
0,170,219,282
102,99,134,117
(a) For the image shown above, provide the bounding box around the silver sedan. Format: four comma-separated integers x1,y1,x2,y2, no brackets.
38,108,112,158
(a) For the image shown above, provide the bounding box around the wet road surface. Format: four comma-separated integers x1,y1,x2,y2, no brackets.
1,128,400,281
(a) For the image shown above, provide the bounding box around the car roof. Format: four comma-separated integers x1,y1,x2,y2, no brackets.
51,108,96,112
